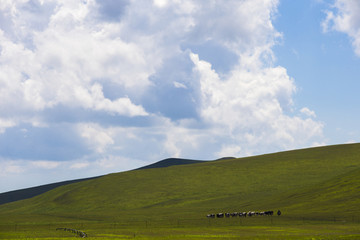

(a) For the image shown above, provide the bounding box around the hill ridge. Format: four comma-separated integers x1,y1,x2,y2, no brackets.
136,158,208,170
0,157,211,205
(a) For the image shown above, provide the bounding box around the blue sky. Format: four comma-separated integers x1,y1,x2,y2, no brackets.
274,0,360,144
0,0,359,193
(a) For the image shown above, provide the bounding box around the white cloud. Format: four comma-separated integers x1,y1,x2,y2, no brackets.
322,0,360,56
190,51,323,154
300,107,317,118
163,123,201,158
216,145,242,158
153,0,168,8
31,160,61,169
0,118,16,133
173,81,187,89
190,52,296,127
78,123,114,154
0,0,151,118
89,84,148,116
70,162,90,169
0,161,25,176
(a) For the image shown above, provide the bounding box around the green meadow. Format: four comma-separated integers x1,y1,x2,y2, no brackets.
1,143,360,239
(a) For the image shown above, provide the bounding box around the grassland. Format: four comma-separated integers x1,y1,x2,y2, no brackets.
1,217,360,239
1,221,360,239
1,143,360,239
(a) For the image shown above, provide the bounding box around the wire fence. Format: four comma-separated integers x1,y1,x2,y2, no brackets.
1,215,360,233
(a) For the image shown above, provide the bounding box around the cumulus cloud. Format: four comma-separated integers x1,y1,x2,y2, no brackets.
190,52,323,154
0,0,325,192
322,0,360,56
0,0,151,118
78,123,114,154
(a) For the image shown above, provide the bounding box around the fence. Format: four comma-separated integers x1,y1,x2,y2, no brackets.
1,215,359,233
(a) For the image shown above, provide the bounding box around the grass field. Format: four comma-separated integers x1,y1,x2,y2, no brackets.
1,143,360,239
1,218,360,239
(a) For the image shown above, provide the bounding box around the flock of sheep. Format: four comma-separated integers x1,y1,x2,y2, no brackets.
56,227,87,238
207,210,281,218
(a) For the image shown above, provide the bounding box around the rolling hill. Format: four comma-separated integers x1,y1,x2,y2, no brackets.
0,157,208,205
0,143,359,223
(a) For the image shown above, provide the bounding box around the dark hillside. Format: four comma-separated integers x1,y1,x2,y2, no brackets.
0,176,100,205
136,158,207,170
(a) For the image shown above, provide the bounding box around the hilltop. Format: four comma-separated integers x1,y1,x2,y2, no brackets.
135,158,207,170
0,143,359,223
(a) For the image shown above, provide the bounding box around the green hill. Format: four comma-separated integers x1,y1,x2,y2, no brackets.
1,143,360,224
0,157,206,205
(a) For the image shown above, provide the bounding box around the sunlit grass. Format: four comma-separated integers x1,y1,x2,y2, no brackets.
1,221,360,239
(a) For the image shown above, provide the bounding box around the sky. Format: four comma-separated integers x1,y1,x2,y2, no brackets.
0,0,359,193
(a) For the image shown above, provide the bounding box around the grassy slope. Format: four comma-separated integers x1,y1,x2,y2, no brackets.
1,143,360,223
0,158,205,205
